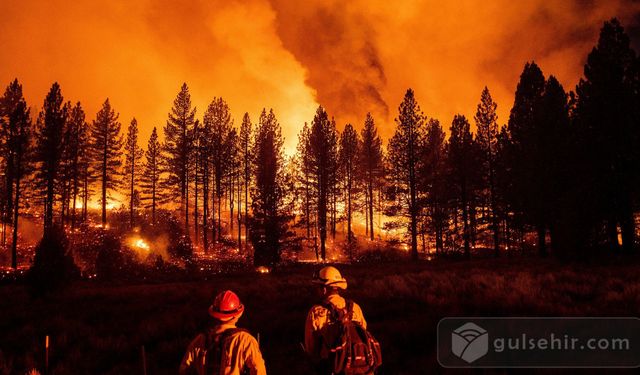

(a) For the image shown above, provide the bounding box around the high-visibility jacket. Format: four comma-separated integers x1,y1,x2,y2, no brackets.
179,323,267,375
304,294,367,362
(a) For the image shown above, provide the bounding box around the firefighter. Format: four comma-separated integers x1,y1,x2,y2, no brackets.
304,266,368,374
179,290,266,375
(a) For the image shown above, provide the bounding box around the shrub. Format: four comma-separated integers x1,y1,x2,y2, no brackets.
27,226,80,296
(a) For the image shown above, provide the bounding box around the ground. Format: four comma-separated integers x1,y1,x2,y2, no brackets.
2,254,640,374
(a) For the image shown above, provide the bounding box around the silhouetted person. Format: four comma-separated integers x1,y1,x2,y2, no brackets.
180,290,266,375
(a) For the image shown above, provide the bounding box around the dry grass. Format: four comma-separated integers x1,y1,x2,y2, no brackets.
1,255,640,374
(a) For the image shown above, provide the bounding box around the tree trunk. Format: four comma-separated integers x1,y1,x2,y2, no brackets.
461,180,470,259
203,164,209,252
11,173,21,270
368,180,374,241
101,147,107,226
347,174,352,243
194,161,199,245
185,169,189,237
130,162,135,228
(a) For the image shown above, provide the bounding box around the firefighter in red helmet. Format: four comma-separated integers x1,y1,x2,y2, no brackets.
180,290,266,375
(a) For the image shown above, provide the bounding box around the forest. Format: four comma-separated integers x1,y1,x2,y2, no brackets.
0,12,640,375
0,18,638,286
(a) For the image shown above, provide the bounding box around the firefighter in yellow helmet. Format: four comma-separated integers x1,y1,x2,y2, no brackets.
179,290,266,375
304,266,368,374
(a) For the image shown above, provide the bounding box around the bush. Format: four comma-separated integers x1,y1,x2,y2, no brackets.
27,226,80,296
95,231,137,281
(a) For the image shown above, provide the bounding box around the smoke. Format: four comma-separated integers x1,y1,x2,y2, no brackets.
1,0,639,148
269,0,640,137
0,0,318,153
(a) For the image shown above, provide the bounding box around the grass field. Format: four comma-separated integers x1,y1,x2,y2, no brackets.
2,254,640,374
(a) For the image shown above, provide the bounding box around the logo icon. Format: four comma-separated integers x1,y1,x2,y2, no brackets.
451,322,489,363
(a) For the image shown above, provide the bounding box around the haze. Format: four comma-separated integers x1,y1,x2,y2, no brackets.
1,0,639,153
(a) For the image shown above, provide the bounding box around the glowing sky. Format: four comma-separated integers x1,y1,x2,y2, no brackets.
1,0,639,153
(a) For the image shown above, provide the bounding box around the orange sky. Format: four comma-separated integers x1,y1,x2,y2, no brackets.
1,0,639,154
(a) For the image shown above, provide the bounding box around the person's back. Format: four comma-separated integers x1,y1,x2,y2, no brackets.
305,293,367,362
304,266,380,375
180,290,266,375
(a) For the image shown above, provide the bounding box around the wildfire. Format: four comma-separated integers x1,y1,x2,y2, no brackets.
256,266,270,274
132,238,150,251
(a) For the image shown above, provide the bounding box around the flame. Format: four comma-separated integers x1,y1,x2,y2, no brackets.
133,238,150,251
256,266,270,274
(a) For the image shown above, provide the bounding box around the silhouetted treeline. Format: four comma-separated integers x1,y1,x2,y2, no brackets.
0,18,638,268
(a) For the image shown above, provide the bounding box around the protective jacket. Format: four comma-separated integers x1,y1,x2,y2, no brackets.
304,293,367,362
179,323,266,375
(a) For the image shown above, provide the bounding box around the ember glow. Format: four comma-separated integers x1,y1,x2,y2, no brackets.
1,0,639,151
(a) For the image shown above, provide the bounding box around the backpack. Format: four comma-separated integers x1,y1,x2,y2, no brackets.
323,300,382,375
203,328,251,375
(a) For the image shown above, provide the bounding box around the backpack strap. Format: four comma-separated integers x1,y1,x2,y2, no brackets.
203,328,250,372
345,299,354,321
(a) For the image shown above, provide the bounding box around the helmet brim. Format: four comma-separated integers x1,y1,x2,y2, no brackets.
208,304,245,321
313,278,347,290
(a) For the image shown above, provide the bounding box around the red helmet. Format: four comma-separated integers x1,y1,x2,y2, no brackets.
208,290,245,321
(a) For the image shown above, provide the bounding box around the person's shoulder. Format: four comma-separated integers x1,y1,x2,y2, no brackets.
228,328,256,342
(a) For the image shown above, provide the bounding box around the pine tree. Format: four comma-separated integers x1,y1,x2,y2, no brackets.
123,118,144,228
0,79,32,268
239,112,253,252
204,97,233,243
163,83,195,233
0,80,23,244
422,118,447,254
295,122,314,240
475,87,500,256
34,83,67,233
64,102,89,229
388,89,425,260
89,99,123,227
249,109,289,266
306,106,338,261
359,113,384,241
447,114,479,258
141,127,162,225
339,123,359,245
226,128,239,244
574,18,639,253
197,119,212,250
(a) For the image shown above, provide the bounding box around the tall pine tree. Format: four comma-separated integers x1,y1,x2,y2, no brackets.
306,106,338,261
163,83,196,234
475,87,500,256
89,99,123,227
141,127,162,225
389,89,425,260
123,118,144,228
34,83,67,233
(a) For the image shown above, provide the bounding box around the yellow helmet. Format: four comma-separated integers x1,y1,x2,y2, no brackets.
313,266,347,290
